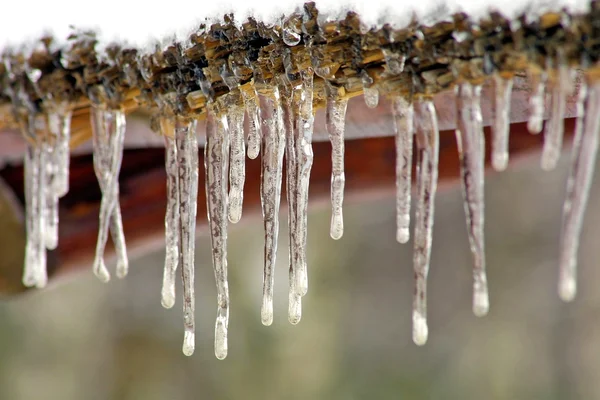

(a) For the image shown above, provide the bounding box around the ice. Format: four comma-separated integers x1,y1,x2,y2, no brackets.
90,106,128,282
412,98,439,346
542,64,574,171
242,88,262,160
456,83,489,317
22,126,48,289
258,87,286,326
43,141,59,251
527,71,546,134
293,70,314,297
228,105,246,223
175,118,199,356
326,93,348,240
47,111,72,197
161,119,179,310
205,109,231,359
492,75,513,171
282,91,302,325
392,96,414,244
558,82,600,302
363,86,379,109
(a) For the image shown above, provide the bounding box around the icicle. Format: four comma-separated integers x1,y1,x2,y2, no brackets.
362,72,379,109
258,87,286,326
456,83,489,317
392,96,414,244
492,75,513,171
412,99,439,346
326,94,348,240
175,118,199,356
47,111,72,197
161,119,179,309
228,105,246,223
363,86,379,109
42,141,59,251
293,70,314,297
23,127,48,289
205,109,231,359
242,88,262,159
528,71,546,134
283,93,301,325
558,82,600,302
90,107,128,282
542,63,574,171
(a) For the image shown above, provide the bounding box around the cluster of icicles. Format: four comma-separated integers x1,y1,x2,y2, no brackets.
18,60,600,358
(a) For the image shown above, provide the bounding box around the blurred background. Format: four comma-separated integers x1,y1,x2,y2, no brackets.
0,149,599,400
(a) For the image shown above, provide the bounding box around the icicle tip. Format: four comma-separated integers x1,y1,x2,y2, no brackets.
412,312,428,346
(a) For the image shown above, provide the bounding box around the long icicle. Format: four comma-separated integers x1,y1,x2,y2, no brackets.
228,104,246,223
283,89,301,325
492,74,513,171
542,61,573,171
558,81,600,302
205,109,231,360
90,107,127,282
412,99,439,346
176,117,199,356
528,71,546,134
294,69,315,297
259,87,286,326
392,96,414,244
43,139,59,251
242,88,262,160
161,118,179,309
456,83,489,317
326,92,348,240
23,125,48,289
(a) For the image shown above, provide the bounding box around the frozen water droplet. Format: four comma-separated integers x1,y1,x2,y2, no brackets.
456,83,489,317
90,106,128,282
326,95,348,240
282,16,302,46
559,82,600,302
528,71,546,134
258,87,286,325
242,88,262,159
227,105,246,223
542,64,574,171
161,122,179,310
392,96,414,244
382,48,405,75
175,118,199,355
492,75,513,171
205,109,231,358
412,98,439,345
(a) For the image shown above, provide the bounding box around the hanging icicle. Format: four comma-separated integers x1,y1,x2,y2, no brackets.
362,71,379,109
456,83,489,317
558,81,600,302
90,106,128,282
161,117,179,310
205,108,231,360
528,71,546,135
258,85,286,326
174,118,199,356
22,118,48,289
412,98,439,346
542,59,574,171
227,104,246,224
242,87,262,160
326,90,348,240
293,69,315,298
392,96,414,244
282,86,302,325
47,110,73,197
492,74,513,171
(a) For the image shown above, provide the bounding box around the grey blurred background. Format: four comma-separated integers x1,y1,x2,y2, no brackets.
0,150,599,400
